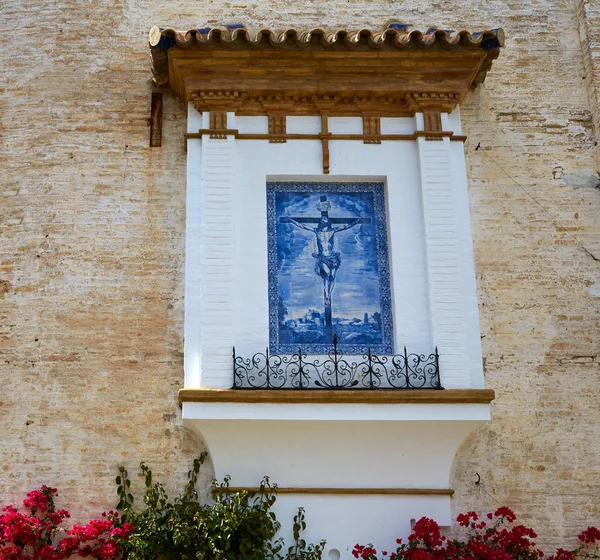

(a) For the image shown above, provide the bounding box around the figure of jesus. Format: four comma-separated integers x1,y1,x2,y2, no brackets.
286,213,361,307
280,195,371,337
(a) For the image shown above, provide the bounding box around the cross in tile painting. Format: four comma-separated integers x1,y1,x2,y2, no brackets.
280,195,371,338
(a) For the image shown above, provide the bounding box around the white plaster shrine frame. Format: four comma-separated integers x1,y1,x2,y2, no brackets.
184,109,484,390
180,107,495,559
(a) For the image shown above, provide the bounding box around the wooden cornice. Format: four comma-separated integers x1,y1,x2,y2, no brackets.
149,26,504,117
178,388,496,406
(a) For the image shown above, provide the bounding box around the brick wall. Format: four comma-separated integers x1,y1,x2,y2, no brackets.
1,0,599,549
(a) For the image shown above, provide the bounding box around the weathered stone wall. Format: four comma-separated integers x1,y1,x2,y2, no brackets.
1,0,599,550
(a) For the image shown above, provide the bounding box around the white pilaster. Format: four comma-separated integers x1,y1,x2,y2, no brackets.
196,111,237,388
450,132,485,389
184,104,203,388
417,128,478,388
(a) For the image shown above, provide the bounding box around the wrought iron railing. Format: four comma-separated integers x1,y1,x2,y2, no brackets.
232,335,443,390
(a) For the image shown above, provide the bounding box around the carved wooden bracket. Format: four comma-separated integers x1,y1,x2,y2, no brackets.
268,114,287,143
423,110,443,134
406,92,460,140
406,92,461,114
191,91,244,113
417,110,445,141
209,111,228,138
363,115,382,144
190,91,243,139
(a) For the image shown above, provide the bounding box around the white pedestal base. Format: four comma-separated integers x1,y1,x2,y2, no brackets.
183,399,491,559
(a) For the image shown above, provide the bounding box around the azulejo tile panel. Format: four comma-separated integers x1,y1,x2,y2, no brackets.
267,181,393,355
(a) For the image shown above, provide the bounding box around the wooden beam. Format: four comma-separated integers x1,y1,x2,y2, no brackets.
149,91,163,147
183,130,467,147
179,388,495,405
320,113,330,174
212,486,455,496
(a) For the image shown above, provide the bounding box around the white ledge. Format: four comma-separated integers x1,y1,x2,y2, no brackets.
183,401,491,422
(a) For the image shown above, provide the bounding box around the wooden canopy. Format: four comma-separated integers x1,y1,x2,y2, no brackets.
149,25,504,119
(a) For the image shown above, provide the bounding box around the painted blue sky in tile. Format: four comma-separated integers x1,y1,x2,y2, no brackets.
276,191,380,321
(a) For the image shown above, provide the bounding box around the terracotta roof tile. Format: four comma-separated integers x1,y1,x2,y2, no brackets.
149,24,504,51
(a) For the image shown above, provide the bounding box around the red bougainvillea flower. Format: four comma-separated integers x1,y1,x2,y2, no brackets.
22,486,58,514
549,548,576,560
493,507,517,523
353,508,600,560
0,487,132,560
410,517,444,548
352,544,378,559
456,511,479,528
578,526,600,544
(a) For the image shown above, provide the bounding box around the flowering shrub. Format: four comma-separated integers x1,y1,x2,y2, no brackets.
0,486,133,560
5,481,597,560
115,454,325,559
352,507,600,560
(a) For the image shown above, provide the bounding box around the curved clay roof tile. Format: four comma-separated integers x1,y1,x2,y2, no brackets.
149,24,505,50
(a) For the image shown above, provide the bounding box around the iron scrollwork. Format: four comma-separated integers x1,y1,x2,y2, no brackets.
232,335,443,390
